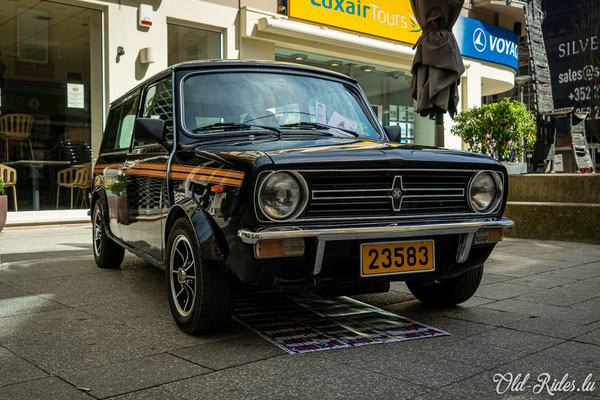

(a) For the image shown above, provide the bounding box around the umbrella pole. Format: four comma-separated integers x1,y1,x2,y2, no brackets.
435,110,445,147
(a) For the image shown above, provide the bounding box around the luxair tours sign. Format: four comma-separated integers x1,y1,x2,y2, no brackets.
287,1,519,71
288,0,422,45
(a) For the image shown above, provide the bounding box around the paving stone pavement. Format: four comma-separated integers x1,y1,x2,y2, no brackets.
0,225,599,399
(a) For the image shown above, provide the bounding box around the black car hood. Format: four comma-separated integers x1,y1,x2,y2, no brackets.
193,135,502,171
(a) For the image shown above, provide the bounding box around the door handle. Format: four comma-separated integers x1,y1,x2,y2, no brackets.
118,165,130,171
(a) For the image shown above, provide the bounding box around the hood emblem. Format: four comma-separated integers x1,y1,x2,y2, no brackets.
389,176,404,212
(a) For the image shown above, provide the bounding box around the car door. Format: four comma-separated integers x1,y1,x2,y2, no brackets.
119,77,173,261
95,94,139,240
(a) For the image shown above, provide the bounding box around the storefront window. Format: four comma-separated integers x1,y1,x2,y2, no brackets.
275,48,434,146
0,1,102,211
168,24,221,66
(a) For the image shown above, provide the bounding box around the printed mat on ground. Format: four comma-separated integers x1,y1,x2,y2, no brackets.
234,295,450,354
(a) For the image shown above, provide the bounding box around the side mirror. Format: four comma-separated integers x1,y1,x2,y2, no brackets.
384,126,402,143
133,118,171,151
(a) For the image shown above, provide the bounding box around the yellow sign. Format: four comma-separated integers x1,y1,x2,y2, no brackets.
288,0,421,45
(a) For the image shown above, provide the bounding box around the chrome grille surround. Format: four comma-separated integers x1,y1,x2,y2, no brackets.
254,169,504,223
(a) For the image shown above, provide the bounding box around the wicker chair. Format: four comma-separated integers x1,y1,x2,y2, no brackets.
56,164,91,209
0,114,34,162
0,164,18,211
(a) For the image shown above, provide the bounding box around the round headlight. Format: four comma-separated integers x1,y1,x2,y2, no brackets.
258,172,305,220
469,171,500,213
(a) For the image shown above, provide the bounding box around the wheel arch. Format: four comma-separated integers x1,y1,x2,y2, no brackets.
91,189,113,233
164,200,230,263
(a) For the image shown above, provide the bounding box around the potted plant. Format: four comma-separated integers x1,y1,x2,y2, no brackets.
0,177,6,233
451,98,537,174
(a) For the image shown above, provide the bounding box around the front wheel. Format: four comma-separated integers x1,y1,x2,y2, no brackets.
92,201,125,269
166,218,234,334
406,265,484,306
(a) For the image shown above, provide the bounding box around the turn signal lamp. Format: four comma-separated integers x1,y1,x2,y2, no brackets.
474,228,503,245
255,239,305,258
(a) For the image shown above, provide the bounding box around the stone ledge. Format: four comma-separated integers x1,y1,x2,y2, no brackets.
508,174,600,203
504,202,600,244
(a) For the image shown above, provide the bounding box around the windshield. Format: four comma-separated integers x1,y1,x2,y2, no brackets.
182,71,381,138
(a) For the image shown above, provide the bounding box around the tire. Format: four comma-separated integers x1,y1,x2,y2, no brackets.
92,201,125,269
166,218,234,334
406,265,484,306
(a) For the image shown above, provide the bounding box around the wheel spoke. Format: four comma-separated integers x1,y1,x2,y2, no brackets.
183,242,191,267
184,281,195,297
176,286,185,298
184,260,194,272
175,247,185,264
183,284,191,310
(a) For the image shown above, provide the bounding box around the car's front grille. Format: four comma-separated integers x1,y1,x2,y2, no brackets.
301,169,474,220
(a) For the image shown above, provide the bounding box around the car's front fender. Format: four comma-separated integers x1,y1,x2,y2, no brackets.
164,199,229,262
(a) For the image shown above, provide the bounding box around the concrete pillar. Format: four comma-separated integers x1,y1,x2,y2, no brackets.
240,38,274,60
443,61,482,150
90,12,103,164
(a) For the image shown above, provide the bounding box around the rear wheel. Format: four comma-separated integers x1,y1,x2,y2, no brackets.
92,201,125,269
166,218,234,334
406,265,484,306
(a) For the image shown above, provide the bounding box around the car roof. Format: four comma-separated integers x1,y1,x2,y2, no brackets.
110,60,358,106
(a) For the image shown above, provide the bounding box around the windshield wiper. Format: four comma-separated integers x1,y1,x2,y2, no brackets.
192,122,281,136
280,122,359,137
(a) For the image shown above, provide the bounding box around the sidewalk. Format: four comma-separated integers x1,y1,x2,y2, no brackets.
4,210,90,228
0,226,598,399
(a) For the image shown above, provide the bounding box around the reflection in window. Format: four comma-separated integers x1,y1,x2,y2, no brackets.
183,72,381,138
168,24,221,66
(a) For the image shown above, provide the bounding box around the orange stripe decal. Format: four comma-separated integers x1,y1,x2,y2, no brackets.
171,165,245,179
94,163,244,187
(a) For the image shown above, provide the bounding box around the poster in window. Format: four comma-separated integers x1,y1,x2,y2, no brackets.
67,83,85,109
407,107,415,123
398,106,407,122
389,105,398,122
400,123,407,138
17,9,49,63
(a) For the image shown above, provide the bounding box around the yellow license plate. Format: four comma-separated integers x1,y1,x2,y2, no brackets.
361,240,435,276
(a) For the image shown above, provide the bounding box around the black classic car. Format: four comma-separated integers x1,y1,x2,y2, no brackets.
92,60,514,334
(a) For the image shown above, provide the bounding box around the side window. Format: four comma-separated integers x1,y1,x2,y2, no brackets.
102,105,123,152
141,78,173,143
101,95,139,152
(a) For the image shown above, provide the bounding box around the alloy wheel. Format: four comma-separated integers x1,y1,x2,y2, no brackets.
93,209,103,256
169,235,197,317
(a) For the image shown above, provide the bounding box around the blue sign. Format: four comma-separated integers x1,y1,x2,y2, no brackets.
453,16,519,71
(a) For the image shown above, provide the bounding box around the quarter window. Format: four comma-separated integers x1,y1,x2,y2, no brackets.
102,95,139,152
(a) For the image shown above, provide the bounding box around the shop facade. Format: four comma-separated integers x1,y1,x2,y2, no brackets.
0,0,522,218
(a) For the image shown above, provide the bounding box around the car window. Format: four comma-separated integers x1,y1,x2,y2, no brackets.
141,78,173,144
101,105,123,152
182,72,381,138
102,96,139,152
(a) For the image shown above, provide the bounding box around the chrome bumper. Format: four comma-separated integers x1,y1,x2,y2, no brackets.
237,218,515,244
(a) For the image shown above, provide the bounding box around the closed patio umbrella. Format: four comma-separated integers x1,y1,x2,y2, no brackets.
410,0,465,147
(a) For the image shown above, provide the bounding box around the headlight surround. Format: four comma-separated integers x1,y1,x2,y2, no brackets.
468,171,502,213
258,171,307,220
